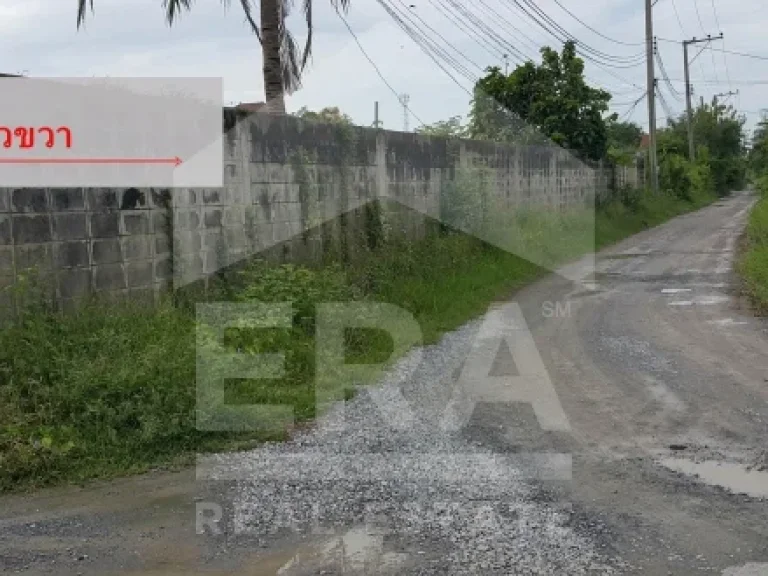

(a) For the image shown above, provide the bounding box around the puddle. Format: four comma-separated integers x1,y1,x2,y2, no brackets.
668,295,730,307
274,526,408,575
707,318,749,327
599,252,652,260
722,563,768,575
660,458,768,498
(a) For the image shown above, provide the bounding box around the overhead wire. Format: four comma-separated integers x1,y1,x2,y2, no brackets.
441,0,530,64
491,0,646,89
618,91,648,122
335,8,427,127
709,0,732,89
656,52,683,101
509,0,647,66
550,0,644,47
394,0,483,74
386,0,479,82
426,0,508,63
692,0,720,82
375,0,475,93
668,0,707,81
474,0,541,57
656,84,677,122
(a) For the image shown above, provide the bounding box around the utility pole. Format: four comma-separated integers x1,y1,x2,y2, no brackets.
503,54,509,75
683,41,695,161
683,34,724,161
399,93,410,132
373,101,382,129
713,90,739,103
645,0,659,194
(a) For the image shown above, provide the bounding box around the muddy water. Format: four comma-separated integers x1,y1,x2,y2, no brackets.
660,458,768,499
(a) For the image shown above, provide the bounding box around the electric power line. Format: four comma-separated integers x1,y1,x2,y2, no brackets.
426,0,509,64
335,9,427,127
710,0,735,104
618,91,648,122
396,0,484,74
509,0,647,66
655,46,683,101
375,0,476,93
383,0,478,82
550,0,645,47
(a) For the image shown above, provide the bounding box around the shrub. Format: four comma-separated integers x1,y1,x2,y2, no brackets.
659,153,693,201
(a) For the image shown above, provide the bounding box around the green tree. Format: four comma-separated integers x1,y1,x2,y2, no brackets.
469,41,614,161
662,98,746,195
76,0,350,114
607,120,642,150
749,116,768,176
295,106,354,125
416,116,468,138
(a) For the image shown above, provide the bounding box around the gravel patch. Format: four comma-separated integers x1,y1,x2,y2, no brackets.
201,315,621,574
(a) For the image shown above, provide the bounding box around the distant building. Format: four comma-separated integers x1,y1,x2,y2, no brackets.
235,102,266,114
640,134,650,149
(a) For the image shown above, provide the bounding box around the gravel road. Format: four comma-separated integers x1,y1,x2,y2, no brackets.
1,191,766,575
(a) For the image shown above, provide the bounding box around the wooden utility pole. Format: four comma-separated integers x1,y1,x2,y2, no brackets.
683,41,695,161
683,34,724,161
645,0,659,193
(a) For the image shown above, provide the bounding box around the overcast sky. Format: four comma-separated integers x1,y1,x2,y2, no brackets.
3,0,767,135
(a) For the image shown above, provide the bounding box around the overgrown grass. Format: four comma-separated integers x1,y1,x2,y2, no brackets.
0,187,717,491
595,186,716,247
738,178,768,313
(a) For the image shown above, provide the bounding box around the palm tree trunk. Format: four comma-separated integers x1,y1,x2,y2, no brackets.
261,0,285,114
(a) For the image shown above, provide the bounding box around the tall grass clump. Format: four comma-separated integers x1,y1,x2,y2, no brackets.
738,178,768,312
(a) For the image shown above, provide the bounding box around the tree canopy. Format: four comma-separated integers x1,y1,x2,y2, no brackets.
294,106,354,125
659,99,746,195
415,116,468,138
469,41,614,161
749,116,768,176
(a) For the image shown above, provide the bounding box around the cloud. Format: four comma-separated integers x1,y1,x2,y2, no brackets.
2,0,766,131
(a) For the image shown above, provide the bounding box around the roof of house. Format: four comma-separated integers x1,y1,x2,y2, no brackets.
235,102,266,113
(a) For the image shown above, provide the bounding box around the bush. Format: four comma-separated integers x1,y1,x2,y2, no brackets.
0,297,198,490
739,195,768,313
659,153,693,200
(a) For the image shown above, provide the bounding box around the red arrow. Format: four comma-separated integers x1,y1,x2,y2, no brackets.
0,156,183,166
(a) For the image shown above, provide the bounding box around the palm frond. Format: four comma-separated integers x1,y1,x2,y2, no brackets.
161,0,194,25
280,26,303,94
76,0,94,28
222,0,262,42
300,0,313,71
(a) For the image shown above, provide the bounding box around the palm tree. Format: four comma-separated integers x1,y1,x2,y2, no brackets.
76,0,350,114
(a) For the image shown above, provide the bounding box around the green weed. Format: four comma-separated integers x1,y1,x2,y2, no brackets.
0,187,717,491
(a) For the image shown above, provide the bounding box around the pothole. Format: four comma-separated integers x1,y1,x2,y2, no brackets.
659,458,768,499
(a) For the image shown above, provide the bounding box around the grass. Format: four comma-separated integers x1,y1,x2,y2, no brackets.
0,186,717,492
738,178,768,313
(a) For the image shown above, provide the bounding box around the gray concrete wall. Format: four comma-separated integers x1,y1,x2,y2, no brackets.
0,188,171,311
1,111,637,310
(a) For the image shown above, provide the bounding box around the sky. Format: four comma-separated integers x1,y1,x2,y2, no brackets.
2,0,767,136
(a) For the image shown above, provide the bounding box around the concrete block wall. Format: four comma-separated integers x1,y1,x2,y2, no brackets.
2,111,637,307
0,187,171,311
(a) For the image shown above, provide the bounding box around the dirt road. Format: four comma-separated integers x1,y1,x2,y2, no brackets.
1,191,766,574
